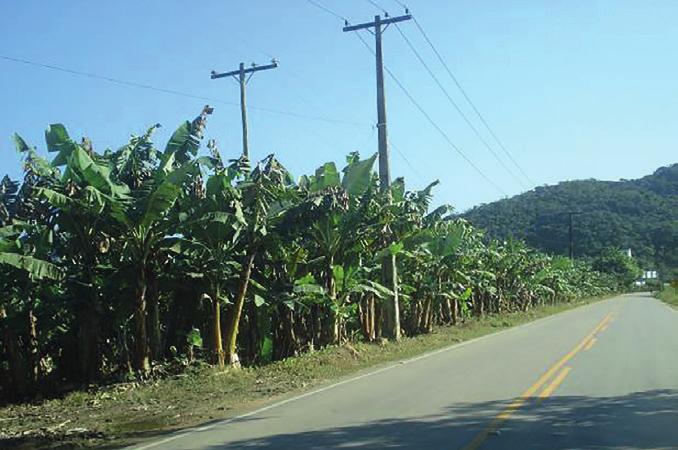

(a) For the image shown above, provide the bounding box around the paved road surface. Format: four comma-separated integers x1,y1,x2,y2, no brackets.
128,293,678,450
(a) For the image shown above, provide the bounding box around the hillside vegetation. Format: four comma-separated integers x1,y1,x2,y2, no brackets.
463,164,678,279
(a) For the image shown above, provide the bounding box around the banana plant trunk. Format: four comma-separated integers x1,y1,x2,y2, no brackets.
26,303,39,390
375,296,383,339
116,326,132,373
146,268,161,362
210,283,224,367
310,304,321,351
77,281,101,381
273,304,297,360
442,298,453,324
409,298,420,334
438,277,453,325
422,297,433,333
451,298,459,325
367,294,376,340
474,293,484,317
359,294,376,341
132,263,150,372
224,251,256,367
246,299,260,362
326,256,339,345
381,254,400,340
0,306,29,399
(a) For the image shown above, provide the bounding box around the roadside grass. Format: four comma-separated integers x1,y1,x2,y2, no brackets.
655,284,678,307
0,295,611,450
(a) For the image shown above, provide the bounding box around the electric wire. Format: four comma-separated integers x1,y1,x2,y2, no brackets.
393,23,527,190
304,0,430,184
352,32,506,195
305,0,350,22
0,54,366,127
409,14,536,186
364,0,388,15
383,0,534,187
305,0,504,194
358,0,428,184
388,137,425,182
362,0,530,189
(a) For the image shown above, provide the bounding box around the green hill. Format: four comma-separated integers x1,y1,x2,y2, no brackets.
462,164,678,279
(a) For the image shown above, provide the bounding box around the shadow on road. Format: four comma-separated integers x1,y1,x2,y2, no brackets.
204,389,678,449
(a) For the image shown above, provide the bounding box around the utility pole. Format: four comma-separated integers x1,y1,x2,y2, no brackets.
568,211,582,259
343,13,411,190
343,12,412,341
210,60,278,159
569,212,574,259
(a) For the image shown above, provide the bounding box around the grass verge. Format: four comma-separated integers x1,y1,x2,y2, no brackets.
0,295,611,450
655,284,678,308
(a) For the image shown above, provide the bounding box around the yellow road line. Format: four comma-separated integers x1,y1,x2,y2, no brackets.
460,313,612,450
538,366,572,398
584,337,597,351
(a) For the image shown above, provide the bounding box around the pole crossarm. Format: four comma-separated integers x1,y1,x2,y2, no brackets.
210,62,278,79
210,60,278,159
342,14,412,32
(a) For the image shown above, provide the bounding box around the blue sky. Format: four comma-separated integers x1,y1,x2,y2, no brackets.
1,0,676,211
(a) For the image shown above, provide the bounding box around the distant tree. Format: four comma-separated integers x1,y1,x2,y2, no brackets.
592,247,641,288
462,164,678,278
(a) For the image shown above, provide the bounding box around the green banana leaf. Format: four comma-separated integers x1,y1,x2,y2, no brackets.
0,252,61,280
342,153,377,197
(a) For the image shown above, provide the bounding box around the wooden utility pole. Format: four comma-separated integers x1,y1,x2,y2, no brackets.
343,13,411,190
210,60,278,159
568,212,574,259
343,12,412,341
568,211,583,259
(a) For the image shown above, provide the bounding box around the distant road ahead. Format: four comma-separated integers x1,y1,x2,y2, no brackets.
129,293,678,450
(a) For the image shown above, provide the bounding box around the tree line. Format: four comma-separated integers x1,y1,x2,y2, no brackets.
462,164,678,280
0,107,622,401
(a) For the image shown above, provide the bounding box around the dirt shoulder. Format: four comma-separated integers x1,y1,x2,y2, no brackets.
655,285,678,307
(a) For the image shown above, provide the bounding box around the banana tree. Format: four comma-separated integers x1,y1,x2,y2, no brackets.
221,155,296,366
175,156,247,366
291,153,381,344
118,110,210,372
256,238,325,359
36,123,131,380
0,156,61,398
0,216,61,399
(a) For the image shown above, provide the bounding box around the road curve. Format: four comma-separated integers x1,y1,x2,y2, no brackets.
127,293,678,450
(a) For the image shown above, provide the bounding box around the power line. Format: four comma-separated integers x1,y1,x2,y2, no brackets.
0,54,366,127
306,0,430,185
364,0,388,15
230,34,277,61
352,33,506,196
218,23,337,126
393,23,527,190
388,137,425,182
305,0,502,194
305,0,350,22
408,15,536,186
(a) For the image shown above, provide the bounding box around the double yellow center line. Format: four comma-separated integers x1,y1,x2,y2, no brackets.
461,312,613,450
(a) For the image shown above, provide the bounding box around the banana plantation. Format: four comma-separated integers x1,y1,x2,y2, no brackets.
0,108,618,401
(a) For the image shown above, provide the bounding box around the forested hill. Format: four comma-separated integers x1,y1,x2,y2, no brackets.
462,163,678,278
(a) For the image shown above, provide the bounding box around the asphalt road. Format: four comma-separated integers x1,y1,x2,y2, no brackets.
129,293,678,450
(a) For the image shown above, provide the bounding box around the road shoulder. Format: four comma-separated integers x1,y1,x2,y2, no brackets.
1,295,614,450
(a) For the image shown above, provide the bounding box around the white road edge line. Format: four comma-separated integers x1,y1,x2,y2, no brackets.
127,297,616,450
